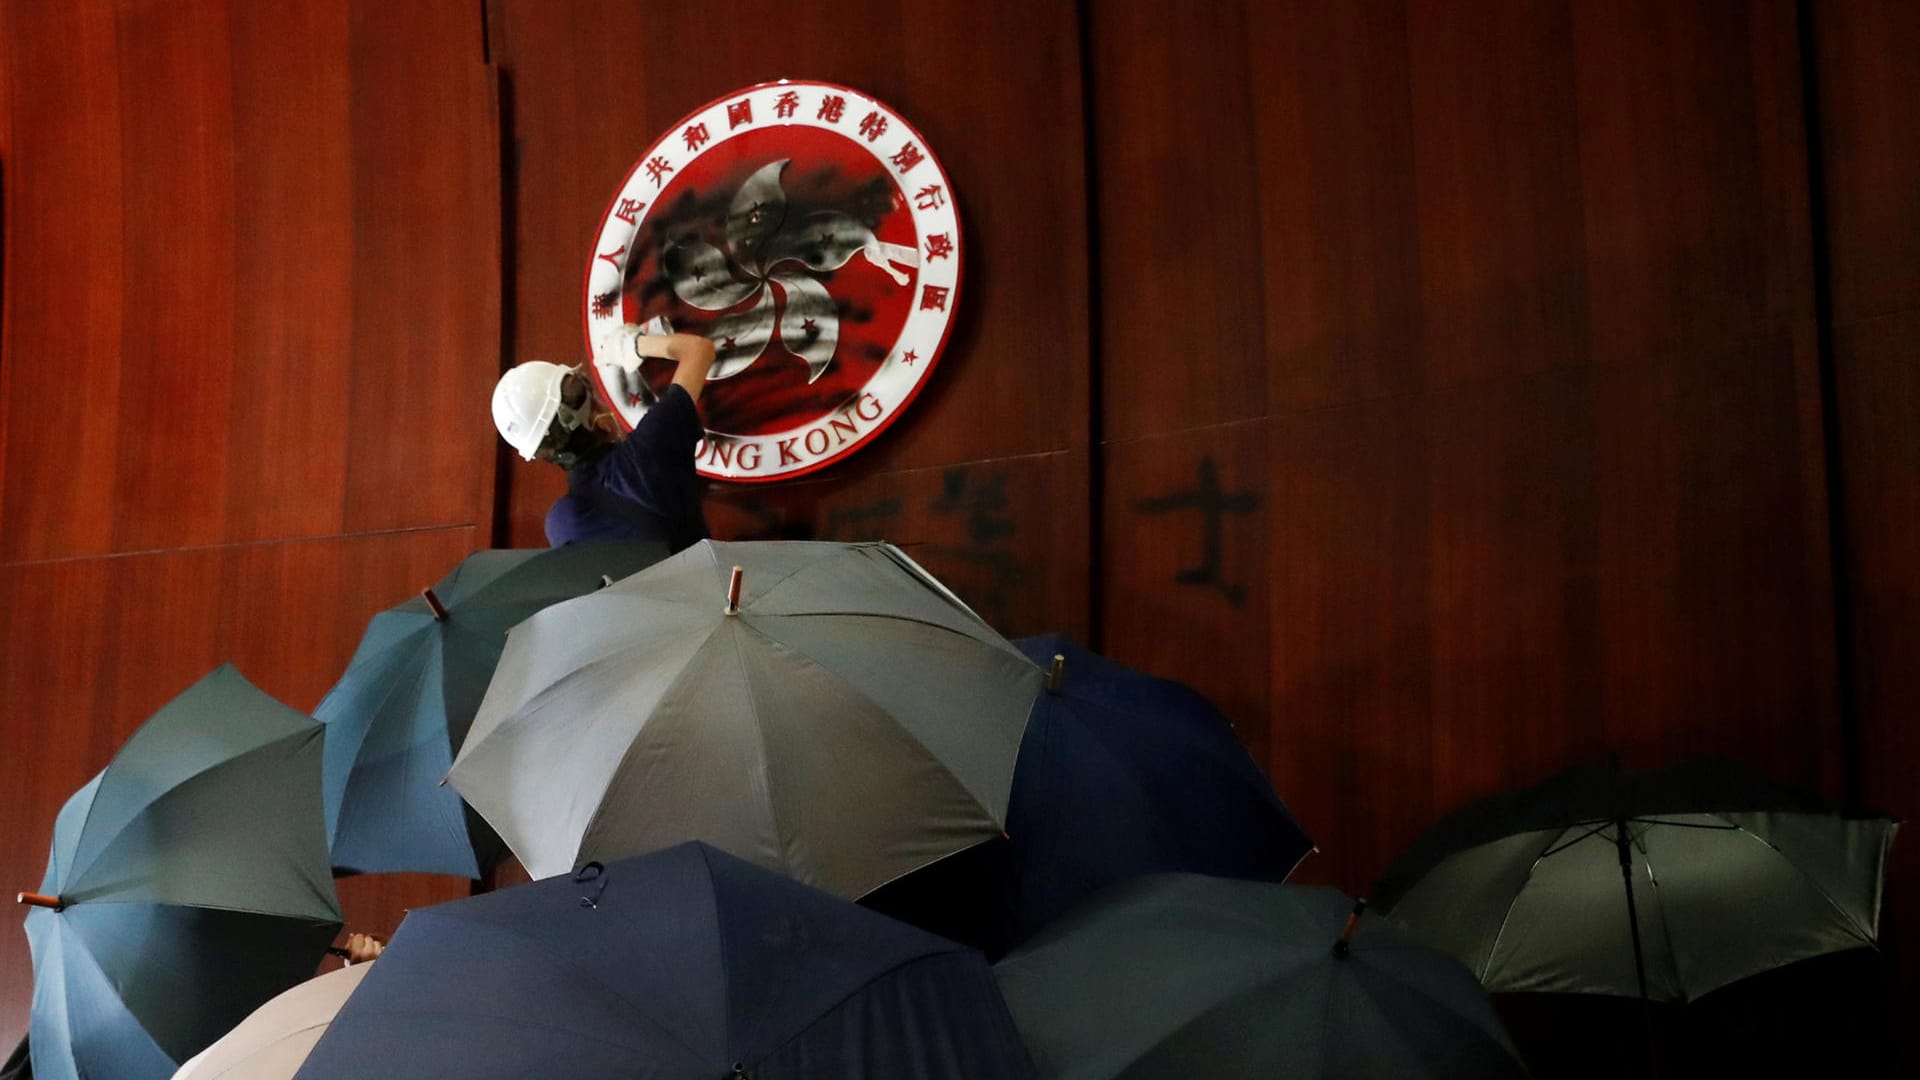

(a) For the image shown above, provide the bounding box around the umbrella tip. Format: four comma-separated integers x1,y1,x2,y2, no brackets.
1333,897,1368,956
600,574,616,589
422,587,449,621
17,892,63,911
725,566,744,615
1046,654,1065,694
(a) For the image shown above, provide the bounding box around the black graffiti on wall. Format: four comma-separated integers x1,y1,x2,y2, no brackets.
1133,455,1258,607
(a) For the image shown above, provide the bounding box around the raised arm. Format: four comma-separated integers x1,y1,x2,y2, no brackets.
629,332,717,400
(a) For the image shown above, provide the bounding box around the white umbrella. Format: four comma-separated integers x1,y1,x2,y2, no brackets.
170,965,370,1080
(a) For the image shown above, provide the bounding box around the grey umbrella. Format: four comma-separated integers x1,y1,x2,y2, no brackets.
1372,758,1899,1003
17,665,343,1080
447,540,1044,899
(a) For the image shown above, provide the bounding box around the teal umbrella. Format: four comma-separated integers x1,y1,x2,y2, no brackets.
17,665,343,1080
995,875,1527,1079
318,541,666,877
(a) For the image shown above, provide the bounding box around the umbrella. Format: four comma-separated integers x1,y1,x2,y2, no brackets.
291,841,1036,1079
318,541,666,877
447,540,1044,898
1372,758,1899,1003
866,634,1312,956
170,964,370,1080
994,874,1527,1079
18,665,343,1080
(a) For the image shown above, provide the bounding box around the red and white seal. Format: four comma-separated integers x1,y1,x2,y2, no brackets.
584,79,962,482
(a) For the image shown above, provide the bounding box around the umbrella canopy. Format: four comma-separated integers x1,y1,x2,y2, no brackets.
1373,758,1899,1002
20,665,343,1080
292,842,1036,1079
995,875,1526,1079
319,541,667,877
447,540,1044,898
170,964,370,1080
866,634,1312,956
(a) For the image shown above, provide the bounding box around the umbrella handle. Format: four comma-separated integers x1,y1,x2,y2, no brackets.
16,893,63,910
1333,897,1367,956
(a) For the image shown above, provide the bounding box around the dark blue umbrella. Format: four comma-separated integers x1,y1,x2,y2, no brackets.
292,842,1036,1079
866,634,1311,955
18,665,342,1080
318,541,665,877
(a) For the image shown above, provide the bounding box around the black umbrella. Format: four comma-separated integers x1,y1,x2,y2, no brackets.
994,874,1527,1078
1372,758,1898,1003
17,665,342,1080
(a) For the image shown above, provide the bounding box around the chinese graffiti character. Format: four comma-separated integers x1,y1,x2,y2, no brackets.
644,156,674,188
1133,456,1259,607
614,197,645,225
890,142,924,174
924,233,954,261
683,122,711,151
923,468,1023,627
920,285,949,311
914,184,946,211
595,244,627,271
817,94,846,123
590,290,619,318
857,111,889,142
821,496,903,541
774,91,801,118
727,98,753,129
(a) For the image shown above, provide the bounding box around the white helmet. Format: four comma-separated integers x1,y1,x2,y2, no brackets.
491,361,574,461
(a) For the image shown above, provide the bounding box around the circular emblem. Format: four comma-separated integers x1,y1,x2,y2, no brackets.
584,80,962,482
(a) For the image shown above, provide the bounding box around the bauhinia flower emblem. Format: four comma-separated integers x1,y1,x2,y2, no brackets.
664,159,919,383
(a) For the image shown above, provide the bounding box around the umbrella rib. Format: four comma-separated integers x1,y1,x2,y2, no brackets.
1479,826,1579,983
725,627,792,877
1721,818,1882,943
424,908,713,1062
1537,819,1611,859
62,728,334,905
1636,838,1687,1002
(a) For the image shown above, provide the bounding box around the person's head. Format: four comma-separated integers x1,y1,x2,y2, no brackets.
491,362,611,468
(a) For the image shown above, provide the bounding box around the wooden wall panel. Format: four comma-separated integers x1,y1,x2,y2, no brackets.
109,1,239,552
0,528,479,1046
0,1,125,561
1089,1,1266,440
1812,1,1920,1068
1098,0,1839,907
1811,0,1920,325
227,0,355,543
342,0,500,533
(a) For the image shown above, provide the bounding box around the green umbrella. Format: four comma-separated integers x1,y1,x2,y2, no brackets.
318,541,667,877
1372,758,1898,1003
17,665,343,1080
447,540,1044,899
994,875,1527,1079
